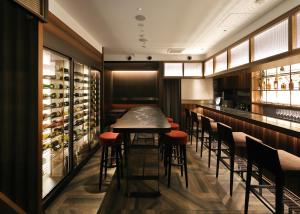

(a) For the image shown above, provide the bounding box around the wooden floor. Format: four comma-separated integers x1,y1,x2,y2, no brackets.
45,150,115,214
46,136,272,214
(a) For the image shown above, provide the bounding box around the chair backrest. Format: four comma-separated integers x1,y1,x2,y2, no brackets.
191,111,199,123
185,108,190,118
201,116,212,133
246,136,281,174
217,122,234,149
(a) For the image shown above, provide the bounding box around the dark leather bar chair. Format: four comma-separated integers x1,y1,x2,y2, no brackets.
190,111,201,152
99,132,123,191
184,108,192,143
200,116,218,168
216,122,260,196
164,130,188,188
244,136,300,214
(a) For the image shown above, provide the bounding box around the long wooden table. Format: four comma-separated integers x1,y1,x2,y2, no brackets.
112,106,171,196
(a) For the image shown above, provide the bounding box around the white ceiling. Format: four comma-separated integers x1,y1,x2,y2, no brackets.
54,0,284,56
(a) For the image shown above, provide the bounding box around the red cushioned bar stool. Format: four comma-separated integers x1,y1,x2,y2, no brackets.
167,117,174,123
170,122,180,130
99,132,123,191
160,122,180,161
164,130,188,188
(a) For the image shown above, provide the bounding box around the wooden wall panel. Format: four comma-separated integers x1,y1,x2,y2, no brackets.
1,0,41,213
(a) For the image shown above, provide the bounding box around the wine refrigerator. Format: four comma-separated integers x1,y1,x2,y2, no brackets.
42,49,101,198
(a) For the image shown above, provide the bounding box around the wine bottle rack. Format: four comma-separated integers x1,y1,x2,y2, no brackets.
73,62,90,166
89,70,100,148
42,50,101,198
42,49,70,197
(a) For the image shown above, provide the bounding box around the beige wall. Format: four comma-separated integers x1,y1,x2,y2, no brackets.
181,78,214,100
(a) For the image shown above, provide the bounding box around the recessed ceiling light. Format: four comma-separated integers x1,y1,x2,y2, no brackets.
255,0,264,4
138,23,144,27
135,15,146,21
223,29,227,32
137,7,142,11
140,34,144,37
139,38,148,42
142,45,146,48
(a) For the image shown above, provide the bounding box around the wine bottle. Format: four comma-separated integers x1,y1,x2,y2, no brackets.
43,142,51,150
51,111,62,118
43,83,54,89
50,103,57,108
51,140,61,151
43,75,55,80
43,113,50,120
51,93,57,99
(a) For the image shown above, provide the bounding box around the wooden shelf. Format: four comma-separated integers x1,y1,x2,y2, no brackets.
251,102,300,110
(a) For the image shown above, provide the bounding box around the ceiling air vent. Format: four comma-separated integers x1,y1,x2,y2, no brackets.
167,48,185,54
14,0,48,22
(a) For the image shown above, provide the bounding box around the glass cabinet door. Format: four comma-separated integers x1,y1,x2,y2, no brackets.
73,62,90,167
42,49,70,198
89,69,101,148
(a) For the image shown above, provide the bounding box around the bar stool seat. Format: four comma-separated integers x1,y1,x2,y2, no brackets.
100,132,120,145
165,130,187,144
232,132,248,147
99,132,123,191
167,117,174,123
164,130,188,188
210,122,218,132
170,122,180,130
278,150,300,173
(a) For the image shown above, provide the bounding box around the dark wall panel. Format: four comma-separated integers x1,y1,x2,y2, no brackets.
112,71,158,103
1,0,41,213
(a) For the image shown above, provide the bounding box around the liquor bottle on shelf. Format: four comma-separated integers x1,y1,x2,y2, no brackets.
298,81,300,90
281,82,287,90
64,76,70,81
266,79,271,90
289,78,294,90
274,74,278,90
262,80,266,90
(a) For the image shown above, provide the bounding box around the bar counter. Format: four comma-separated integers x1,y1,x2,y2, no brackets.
196,104,300,138
194,104,300,195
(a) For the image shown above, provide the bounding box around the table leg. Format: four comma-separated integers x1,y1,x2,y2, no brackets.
124,132,130,196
